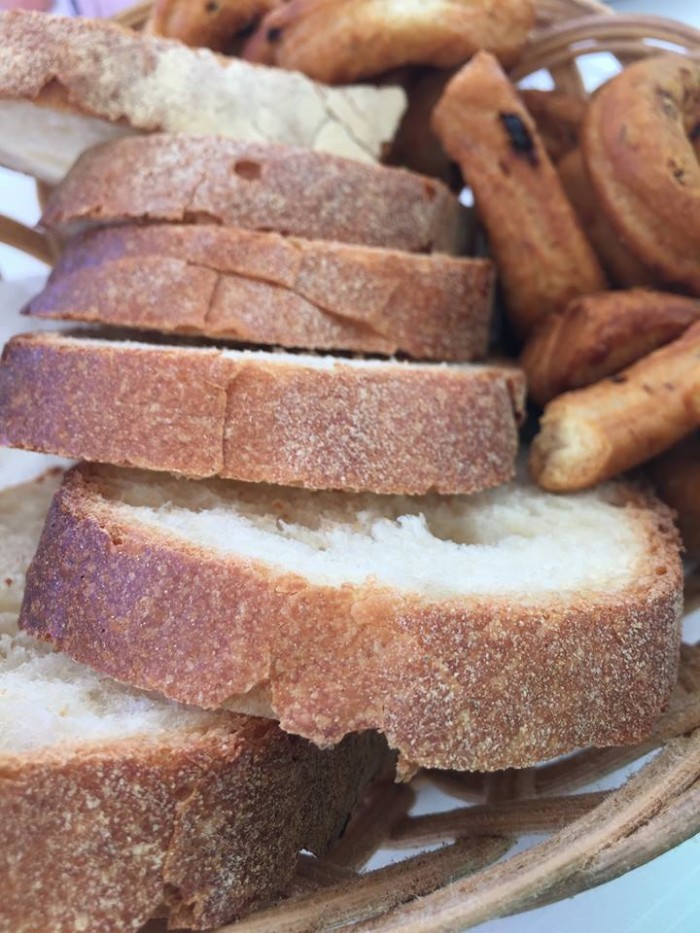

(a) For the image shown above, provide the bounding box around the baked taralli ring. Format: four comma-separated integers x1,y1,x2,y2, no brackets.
583,54,700,294
146,0,280,51
243,0,535,84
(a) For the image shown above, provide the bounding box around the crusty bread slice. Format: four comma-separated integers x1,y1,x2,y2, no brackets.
21,463,683,773
0,332,524,495
0,11,405,185
26,224,493,360
0,474,389,933
40,135,466,253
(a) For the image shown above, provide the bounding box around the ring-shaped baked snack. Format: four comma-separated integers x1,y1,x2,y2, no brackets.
243,0,535,84
583,54,700,294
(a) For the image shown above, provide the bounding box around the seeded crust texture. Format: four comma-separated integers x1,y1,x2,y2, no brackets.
40,134,466,254
19,465,683,773
0,332,525,495
28,224,493,360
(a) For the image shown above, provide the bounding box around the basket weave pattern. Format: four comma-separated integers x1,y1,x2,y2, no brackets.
1,2,700,930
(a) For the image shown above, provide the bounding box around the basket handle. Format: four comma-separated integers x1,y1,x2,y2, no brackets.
0,214,55,266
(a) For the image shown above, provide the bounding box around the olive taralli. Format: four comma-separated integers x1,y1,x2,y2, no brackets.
583,54,700,294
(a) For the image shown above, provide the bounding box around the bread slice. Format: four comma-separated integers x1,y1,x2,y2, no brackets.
0,474,389,933
21,463,683,773
26,224,493,360
0,332,524,495
0,11,406,185
40,134,466,254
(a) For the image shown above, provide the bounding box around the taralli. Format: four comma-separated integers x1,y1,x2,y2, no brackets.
522,289,700,406
432,51,606,337
520,89,587,163
146,0,280,51
243,0,535,83
530,321,700,492
558,148,655,288
648,434,700,558
583,54,700,294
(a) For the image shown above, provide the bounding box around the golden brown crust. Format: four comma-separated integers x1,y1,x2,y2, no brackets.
41,134,465,254
558,148,656,289
647,434,700,558
583,54,700,294
530,321,700,492
146,0,280,51
432,52,606,337
520,89,587,163
521,289,700,406
0,11,405,179
242,0,534,83
0,332,524,495
1,721,388,932
19,465,683,772
28,225,493,361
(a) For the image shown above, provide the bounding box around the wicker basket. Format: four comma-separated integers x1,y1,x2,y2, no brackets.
1,3,700,931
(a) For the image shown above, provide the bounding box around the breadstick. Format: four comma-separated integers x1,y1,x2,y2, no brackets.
522,289,700,406
432,51,606,337
648,435,700,558
530,320,700,491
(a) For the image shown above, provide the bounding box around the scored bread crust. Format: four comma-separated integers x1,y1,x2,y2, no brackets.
0,332,524,495
0,11,406,183
27,225,493,361
40,134,466,254
2,716,387,932
20,465,683,772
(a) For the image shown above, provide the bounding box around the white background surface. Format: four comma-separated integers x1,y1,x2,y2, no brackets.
0,1,699,931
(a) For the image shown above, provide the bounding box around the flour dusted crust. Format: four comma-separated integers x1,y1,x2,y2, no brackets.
0,11,406,184
28,225,493,360
1,721,387,932
0,332,524,495
41,134,466,254
20,466,683,773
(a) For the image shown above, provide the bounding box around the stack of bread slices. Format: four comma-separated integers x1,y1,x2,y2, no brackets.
0,13,688,933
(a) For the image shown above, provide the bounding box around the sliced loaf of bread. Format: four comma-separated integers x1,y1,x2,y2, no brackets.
21,464,683,773
0,474,389,933
0,11,406,184
27,224,493,360
40,135,465,253
0,332,524,495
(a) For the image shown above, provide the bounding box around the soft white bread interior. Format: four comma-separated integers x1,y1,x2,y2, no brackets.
21,464,683,773
0,11,405,184
0,474,389,933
